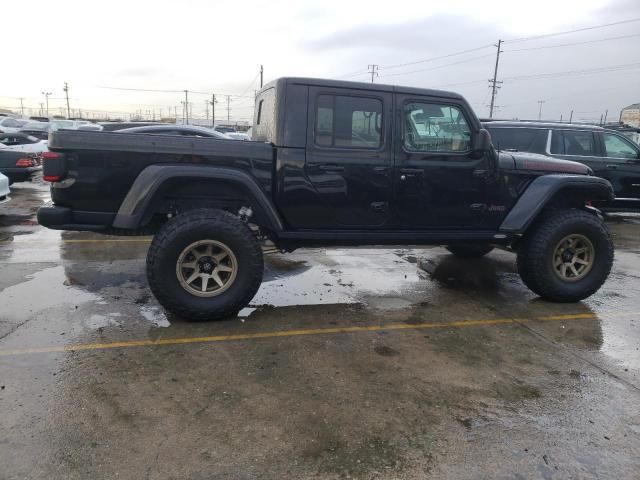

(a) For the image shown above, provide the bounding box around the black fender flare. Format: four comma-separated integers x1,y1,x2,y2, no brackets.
112,164,284,231
499,175,613,234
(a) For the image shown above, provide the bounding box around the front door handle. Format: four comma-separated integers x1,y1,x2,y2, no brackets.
606,164,618,169
399,168,423,180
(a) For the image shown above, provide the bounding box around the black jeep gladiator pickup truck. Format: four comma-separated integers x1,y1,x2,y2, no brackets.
38,77,615,320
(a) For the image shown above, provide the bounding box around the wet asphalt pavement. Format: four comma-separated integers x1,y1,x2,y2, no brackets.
1,179,640,480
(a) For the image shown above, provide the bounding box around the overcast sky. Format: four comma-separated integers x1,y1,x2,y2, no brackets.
2,0,639,122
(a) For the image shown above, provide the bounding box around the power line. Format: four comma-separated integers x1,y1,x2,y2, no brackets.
505,17,640,43
378,53,495,78
335,69,370,79
502,61,640,81
97,86,183,93
379,44,494,70
237,71,261,98
507,32,640,52
95,85,255,98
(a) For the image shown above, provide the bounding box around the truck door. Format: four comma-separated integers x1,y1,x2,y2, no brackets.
303,87,393,228
392,95,498,229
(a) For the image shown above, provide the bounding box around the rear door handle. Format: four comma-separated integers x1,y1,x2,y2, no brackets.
606,164,618,169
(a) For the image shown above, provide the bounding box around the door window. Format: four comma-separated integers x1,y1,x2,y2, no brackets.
550,130,596,156
603,133,639,159
314,95,382,149
403,102,471,152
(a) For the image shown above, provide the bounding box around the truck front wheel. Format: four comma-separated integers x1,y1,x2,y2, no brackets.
146,209,263,320
516,209,613,302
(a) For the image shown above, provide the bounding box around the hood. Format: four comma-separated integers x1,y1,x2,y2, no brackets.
498,151,590,175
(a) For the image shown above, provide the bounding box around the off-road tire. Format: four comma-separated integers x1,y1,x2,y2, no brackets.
446,244,494,258
516,209,613,302
146,209,263,320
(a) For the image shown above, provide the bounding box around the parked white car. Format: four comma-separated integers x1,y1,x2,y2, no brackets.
226,132,251,141
0,117,28,134
0,172,10,204
0,133,48,154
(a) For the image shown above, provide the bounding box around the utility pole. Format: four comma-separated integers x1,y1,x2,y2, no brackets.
260,65,264,88
39,102,45,117
569,110,574,123
225,95,231,121
537,100,546,120
603,109,608,125
367,64,379,84
63,82,71,119
184,90,189,124
488,39,503,119
19,98,24,116
41,91,52,117
211,94,216,127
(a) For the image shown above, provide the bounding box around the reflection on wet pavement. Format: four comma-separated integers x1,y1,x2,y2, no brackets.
1,180,640,479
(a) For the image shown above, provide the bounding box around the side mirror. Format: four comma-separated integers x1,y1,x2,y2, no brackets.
472,128,492,153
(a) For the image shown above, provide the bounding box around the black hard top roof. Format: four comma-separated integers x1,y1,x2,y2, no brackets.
482,120,605,131
263,77,465,101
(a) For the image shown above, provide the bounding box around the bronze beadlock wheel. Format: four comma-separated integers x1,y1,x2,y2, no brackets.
176,239,238,297
552,234,595,282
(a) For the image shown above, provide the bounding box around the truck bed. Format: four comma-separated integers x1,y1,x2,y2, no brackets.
44,130,275,229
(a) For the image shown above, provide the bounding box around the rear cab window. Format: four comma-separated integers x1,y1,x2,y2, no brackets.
314,94,383,149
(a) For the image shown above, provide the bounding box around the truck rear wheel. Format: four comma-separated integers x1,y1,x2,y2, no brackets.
446,244,494,258
146,209,263,320
516,209,613,302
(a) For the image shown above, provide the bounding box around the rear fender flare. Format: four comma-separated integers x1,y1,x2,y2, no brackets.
112,164,283,231
499,175,613,234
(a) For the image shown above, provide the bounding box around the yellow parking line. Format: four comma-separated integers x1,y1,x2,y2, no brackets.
0,238,152,245
0,312,609,357
61,238,152,243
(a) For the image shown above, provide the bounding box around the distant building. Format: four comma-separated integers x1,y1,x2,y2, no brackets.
620,103,640,127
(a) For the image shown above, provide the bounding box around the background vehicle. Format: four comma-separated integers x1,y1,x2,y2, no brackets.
115,125,231,139
19,121,51,140
0,117,28,134
99,121,170,131
225,132,251,141
39,77,615,319
0,148,42,184
50,119,77,131
77,123,104,131
0,133,48,154
214,125,236,134
0,172,10,204
484,121,640,198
